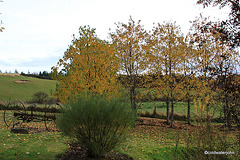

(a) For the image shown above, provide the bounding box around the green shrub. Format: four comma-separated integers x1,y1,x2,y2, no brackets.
31,91,49,104
56,94,136,158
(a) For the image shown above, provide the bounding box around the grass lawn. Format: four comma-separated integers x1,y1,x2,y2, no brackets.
0,112,182,160
1,109,239,160
115,125,185,159
0,111,70,160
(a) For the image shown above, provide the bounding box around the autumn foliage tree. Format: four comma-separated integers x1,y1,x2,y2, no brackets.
213,40,239,130
178,36,198,125
189,15,221,124
148,21,185,127
189,15,239,127
52,26,120,104
110,16,149,111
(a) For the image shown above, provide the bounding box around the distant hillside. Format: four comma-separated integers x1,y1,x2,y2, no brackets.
0,74,57,101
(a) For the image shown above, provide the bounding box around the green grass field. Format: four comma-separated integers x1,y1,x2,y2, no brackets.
0,112,238,160
0,74,57,101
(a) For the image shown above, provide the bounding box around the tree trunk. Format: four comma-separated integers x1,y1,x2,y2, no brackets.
225,93,230,130
187,98,191,125
170,100,174,128
130,85,137,111
166,97,170,125
206,103,210,130
153,105,157,117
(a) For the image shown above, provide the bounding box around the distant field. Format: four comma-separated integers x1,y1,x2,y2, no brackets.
0,74,57,101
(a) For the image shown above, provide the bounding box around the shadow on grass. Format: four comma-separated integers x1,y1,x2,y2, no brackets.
138,111,224,123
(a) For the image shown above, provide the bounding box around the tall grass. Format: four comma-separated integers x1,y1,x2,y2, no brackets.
172,103,239,160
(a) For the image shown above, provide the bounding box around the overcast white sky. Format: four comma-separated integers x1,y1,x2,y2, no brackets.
0,0,230,73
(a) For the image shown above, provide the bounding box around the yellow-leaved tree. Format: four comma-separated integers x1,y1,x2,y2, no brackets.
189,15,239,125
148,21,185,127
178,35,199,125
110,16,149,111
52,26,120,104
189,15,220,124
190,16,240,130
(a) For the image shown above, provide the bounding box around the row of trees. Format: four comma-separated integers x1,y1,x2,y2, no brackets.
0,70,52,80
52,15,239,128
20,71,53,79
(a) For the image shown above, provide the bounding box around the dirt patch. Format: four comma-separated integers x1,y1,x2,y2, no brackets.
0,100,6,105
59,142,133,160
136,117,198,130
14,80,29,84
0,73,20,77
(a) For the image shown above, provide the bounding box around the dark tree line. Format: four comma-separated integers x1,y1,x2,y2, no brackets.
20,71,53,80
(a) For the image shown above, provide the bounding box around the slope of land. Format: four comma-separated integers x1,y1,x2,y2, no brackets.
0,74,57,101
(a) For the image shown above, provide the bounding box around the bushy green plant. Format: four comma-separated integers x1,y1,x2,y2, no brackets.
56,94,136,158
31,91,49,104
